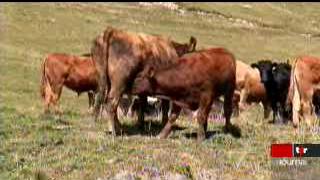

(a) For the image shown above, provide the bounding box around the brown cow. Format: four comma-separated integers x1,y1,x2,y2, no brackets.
40,53,98,113
287,56,320,127
235,60,271,118
132,48,236,142
91,26,197,135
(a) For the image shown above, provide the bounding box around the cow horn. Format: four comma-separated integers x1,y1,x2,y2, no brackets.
189,36,197,52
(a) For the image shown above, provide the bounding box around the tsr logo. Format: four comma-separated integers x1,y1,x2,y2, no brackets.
295,146,308,157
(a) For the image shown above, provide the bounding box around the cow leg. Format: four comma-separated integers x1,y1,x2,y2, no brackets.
296,86,314,127
315,104,320,118
158,104,181,139
196,94,213,142
278,102,286,124
239,89,248,111
279,95,291,124
233,103,240,117
301,97,314,127
232,92,240,117
88,92,95,114
270,101,279,124
106,96,122,136
127,96,137,118
106,87,124,136
43,84,53,113
161,99,170,126
274,102,284,124
312,94,320,118
44,81,60,114
292,87,301,128
224,86,234,133
135,95,147,130
51,83,63,114
262,102,271,119
121,95,131,116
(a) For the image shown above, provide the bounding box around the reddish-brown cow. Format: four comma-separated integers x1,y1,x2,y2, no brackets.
40,53,98,113
132,48,236,142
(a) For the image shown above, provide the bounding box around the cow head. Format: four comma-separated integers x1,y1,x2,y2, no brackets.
272,62,291,83
171,36,197,57
251,60,277,84
132,66,157,95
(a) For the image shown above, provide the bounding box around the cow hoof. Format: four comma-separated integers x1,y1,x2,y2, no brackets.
156,135,165,139
43,109,50,115
224,124,241,138
158,131,170,139
158,132,169,139
88,108,94,114
268,120,275,124
274,120,284,126
110,130,122,136
223,125,231,133
108,126,122,136
136,122,145,131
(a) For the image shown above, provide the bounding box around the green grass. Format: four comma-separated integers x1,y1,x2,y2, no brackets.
1,2,320,180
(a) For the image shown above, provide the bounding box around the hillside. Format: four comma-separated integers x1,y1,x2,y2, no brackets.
1,3,320,180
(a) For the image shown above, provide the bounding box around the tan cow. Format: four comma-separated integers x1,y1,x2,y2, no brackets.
287,56,320,127
235,60,271,118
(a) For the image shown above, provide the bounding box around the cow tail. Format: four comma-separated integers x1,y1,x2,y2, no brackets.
287,58,301,124
93,27,114,120
104,28,113,102
292,59,301,112
287,58,298,106
40,56,50,100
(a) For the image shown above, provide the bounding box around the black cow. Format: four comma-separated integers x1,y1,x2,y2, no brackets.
125,96,165,119
251,60,292,124
313,91,320,117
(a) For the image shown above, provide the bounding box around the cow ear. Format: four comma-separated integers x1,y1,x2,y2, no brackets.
251,63,258,69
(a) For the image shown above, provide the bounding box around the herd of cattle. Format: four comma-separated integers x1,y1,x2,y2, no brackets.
40,26,320,142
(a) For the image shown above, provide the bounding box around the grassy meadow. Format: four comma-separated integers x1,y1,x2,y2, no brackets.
1,2,320,180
